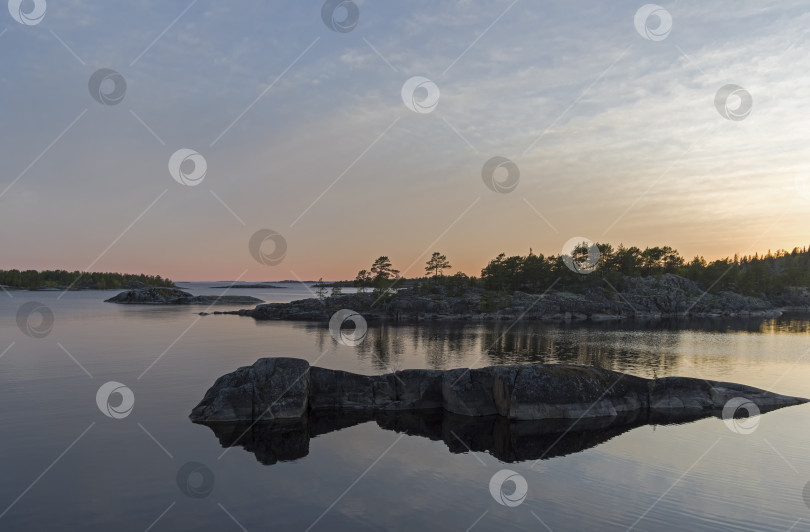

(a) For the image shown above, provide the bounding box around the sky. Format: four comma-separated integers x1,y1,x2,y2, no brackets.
1,0,809,282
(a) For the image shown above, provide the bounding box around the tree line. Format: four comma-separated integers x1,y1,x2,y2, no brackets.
479,244,810,296
0,269,175,290
350,244,810,298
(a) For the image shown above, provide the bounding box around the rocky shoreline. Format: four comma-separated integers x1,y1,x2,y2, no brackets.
212,274,796,323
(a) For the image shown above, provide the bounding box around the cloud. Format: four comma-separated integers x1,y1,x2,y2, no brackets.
1,0,808,280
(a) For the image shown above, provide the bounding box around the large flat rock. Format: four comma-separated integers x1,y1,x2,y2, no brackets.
189,357,808,423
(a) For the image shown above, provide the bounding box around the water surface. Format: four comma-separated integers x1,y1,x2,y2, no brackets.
1,283,808,531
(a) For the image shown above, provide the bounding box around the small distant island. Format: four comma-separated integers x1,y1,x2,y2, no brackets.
215,244,810,322
207,283,286,289
0,269,175,291
105,287,263,306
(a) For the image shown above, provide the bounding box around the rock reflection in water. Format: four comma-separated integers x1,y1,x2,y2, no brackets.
195,408,752,466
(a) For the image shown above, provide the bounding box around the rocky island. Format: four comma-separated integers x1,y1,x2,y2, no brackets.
211,273,805,323
189,357,807,423
105,287,263,306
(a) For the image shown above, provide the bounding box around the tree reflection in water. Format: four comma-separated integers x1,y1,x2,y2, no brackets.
300,312,810,378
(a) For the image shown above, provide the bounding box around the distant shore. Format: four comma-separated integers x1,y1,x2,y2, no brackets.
0,269,175,292
1,284,166,292
206,284,286,289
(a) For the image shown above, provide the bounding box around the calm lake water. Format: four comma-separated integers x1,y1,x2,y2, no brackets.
1,282,809,531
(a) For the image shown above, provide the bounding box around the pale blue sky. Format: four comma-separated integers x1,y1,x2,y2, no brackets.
2,0,809,280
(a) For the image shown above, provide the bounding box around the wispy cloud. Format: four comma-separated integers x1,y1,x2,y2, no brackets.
1,1,809,280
